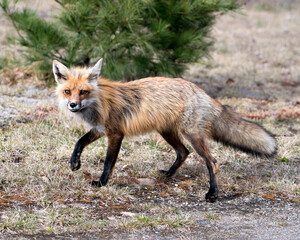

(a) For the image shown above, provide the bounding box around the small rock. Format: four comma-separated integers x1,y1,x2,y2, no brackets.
137,178,156,187
121,212,136,217
121,164,129,171
107,216,116,221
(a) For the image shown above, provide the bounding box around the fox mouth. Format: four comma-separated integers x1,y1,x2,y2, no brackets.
68,104,87,112
67,99,92,112
67,103,82,112
69,108,81,112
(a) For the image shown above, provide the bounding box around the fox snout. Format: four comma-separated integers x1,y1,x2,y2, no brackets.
66,99,94,112
68,101,81,112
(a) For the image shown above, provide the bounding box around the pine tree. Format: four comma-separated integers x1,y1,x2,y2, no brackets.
0,0,239,82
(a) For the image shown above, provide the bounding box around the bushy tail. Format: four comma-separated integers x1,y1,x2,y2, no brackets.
211,105,277,157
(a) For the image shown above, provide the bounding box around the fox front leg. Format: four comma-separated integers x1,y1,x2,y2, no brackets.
91,132,124,187
70,128,104,171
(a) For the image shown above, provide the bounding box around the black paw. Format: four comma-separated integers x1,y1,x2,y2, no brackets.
90,180,103,187
205,189,218,203
70,160,81,171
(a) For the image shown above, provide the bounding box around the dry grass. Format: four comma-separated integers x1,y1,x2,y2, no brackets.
185,2,300,101
0,1,300,236
0,84,299,234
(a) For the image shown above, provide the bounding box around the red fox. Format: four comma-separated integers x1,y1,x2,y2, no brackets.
53,58,276,202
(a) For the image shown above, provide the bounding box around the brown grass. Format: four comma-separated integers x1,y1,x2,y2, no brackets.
1,84,299,234
185,2,300,101
0,1,299,235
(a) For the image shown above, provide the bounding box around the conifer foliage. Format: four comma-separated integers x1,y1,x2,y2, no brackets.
0,0,239,81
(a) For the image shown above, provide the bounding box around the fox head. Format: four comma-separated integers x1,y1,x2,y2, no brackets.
53,59,102,112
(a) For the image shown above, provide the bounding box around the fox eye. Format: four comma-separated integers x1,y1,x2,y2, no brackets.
80,90,89,95
64,89,71,95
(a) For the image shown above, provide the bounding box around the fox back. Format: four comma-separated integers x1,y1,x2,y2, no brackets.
54,60,221,138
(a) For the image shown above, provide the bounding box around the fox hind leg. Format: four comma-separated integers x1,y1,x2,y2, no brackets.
159,130,189,177
182,132,219,202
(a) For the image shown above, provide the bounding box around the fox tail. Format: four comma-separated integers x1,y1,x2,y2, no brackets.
211,105,277,157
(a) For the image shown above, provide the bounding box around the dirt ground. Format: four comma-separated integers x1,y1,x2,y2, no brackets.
0,1,299,239
1,199,299,240
0,194,299,239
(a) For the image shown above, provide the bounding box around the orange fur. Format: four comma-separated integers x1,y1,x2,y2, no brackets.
53,59,276,202
58,74,192,136
55,64,276,157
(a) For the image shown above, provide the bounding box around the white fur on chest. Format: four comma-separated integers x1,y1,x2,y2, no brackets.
58,97,105,133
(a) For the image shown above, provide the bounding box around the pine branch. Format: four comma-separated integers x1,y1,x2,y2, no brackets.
1,0,240,82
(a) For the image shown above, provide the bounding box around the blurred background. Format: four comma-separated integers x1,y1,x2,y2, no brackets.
0,0,299,238
0,0,299,102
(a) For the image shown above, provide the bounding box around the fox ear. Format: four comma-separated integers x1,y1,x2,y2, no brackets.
88,58,103,85
53,60,70,84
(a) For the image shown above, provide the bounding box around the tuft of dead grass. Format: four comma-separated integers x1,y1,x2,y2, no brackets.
0,1,299,236
0,83,299,234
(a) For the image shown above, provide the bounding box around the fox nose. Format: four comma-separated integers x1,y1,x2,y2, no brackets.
68,102,81,112
70,102,77,108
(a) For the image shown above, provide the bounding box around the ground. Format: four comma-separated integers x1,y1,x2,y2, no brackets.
0,1,299,239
